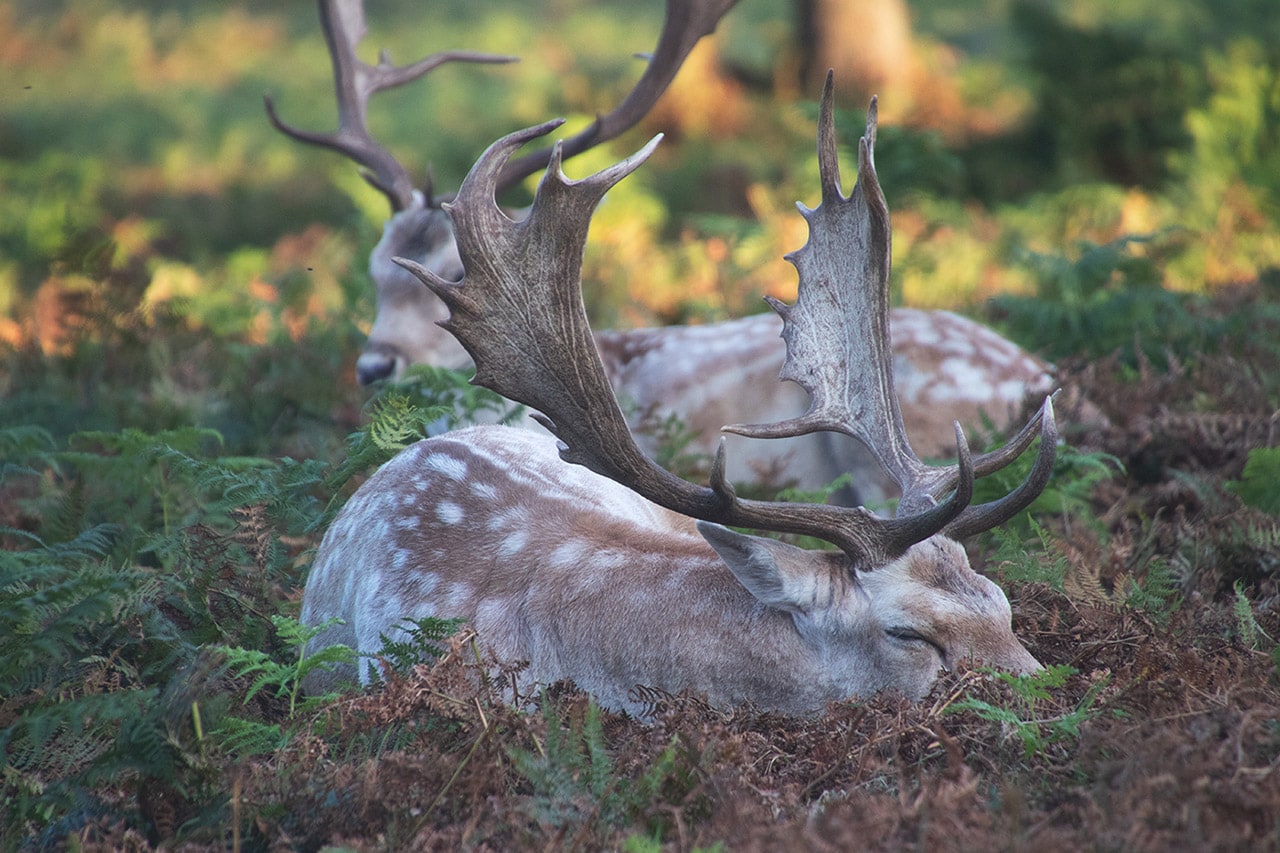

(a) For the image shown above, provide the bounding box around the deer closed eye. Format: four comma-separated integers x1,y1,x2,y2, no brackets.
884,627,945,660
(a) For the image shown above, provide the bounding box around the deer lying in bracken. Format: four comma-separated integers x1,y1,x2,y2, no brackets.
301,77,1057,715
269,0,1053,503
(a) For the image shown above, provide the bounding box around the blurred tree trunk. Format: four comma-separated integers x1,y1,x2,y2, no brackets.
794,0,913,97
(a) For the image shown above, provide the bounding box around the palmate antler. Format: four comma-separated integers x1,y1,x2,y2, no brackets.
401,73,1057,570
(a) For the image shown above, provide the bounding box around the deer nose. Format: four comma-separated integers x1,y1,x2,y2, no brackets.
355,350,397,385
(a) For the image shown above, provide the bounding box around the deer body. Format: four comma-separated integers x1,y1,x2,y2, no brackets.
595,309,1052,500
302,426,1037,714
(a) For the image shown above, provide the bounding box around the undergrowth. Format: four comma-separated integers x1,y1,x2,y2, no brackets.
0,373,475,845
945,665,1111,760
509,699,695,842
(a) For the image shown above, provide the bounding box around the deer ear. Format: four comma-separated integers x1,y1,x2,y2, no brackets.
696,521,829,614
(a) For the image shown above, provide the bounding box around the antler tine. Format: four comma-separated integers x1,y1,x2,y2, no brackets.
945,397,1058,539
396,112,974,569
493,0,739,194
265,0,516,212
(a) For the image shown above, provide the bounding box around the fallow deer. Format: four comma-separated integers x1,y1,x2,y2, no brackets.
301,77,1056,715
269,0,1054,504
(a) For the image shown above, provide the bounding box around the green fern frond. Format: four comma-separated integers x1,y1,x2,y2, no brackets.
987,517,1072,589
1232,580,1274,649
0,424,56,458
372,616,464,679
211,716,287,757
395,364,523,428
0,526,132,696
971,437,1121,540
1123,556,1183,625
1227,448,1280,514
511,698,690,838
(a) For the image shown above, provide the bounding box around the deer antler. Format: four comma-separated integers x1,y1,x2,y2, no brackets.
267,0,738,212
494,0,740,193
727,73,1058,534
399,76,1055,569
264,0,516,211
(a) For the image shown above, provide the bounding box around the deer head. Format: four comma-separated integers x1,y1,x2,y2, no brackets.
267,0,739,385
300,75,1056,713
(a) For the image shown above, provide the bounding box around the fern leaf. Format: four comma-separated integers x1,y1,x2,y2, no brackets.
1227,448,1280,514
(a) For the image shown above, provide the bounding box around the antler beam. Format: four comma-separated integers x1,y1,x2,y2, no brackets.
267,0,738,212
494,0,740,193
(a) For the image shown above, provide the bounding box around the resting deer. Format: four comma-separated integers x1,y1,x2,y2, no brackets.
269,0,1053,503
301,77,1056,715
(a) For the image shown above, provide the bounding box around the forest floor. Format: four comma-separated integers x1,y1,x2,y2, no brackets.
41,283,1280,852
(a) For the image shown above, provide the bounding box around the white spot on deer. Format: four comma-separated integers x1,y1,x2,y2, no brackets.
549,540,590,569
944,336,976,359
436,501,464,524
591,550,629,573
474,598,513,635
440,582,475,611
981,347,1019,375
420,572,442,599
894,356,927,400
935,358,990,401
470,480,499,501
498,528,529,558
488,507,524,533
996,379,1028,402
903,318,940,346
424,453,468,480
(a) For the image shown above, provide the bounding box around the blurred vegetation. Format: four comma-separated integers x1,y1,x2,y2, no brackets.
3,0,1280,345
2,0,1279,847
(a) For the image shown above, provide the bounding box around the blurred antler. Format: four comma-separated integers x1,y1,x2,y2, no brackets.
397,76,1056,568
494,0,739,194
267,0,738,211
264,0,516,211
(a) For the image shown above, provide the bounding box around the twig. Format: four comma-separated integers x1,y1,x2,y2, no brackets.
423,725,490,817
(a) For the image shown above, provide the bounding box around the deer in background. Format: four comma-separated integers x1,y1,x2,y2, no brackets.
301,76,1057,715
268,0,1053,503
